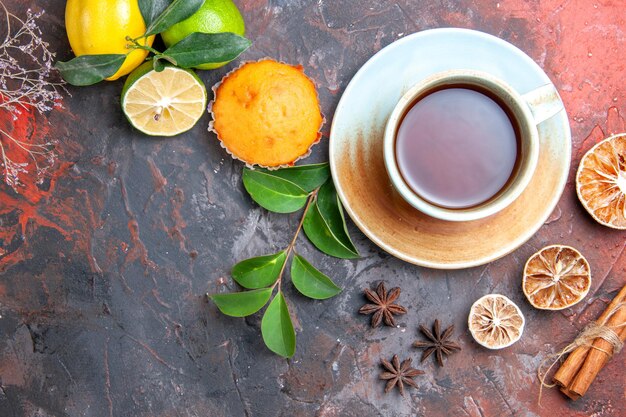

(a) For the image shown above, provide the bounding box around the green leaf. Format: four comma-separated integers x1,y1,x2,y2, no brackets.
303,203,358,258
316,179,359,255
144,0,204,37
255,163,330,193
242,168,309,213
303,181,359,259
153,56,166,72
161,32,251,68
261,292,296,358
55,54,126,86
291,255,341,300
232,251,287,289
153,54,178,70
138,0,172,27
209,288,272,317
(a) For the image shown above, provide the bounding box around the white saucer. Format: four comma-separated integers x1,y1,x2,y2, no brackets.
329,28,571,269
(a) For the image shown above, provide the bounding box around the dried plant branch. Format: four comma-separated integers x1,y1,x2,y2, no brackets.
0,1,66,192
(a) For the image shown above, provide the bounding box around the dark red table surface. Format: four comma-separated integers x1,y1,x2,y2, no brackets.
0,1,624,416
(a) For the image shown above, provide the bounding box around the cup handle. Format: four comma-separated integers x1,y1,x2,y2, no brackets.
521,83,563,125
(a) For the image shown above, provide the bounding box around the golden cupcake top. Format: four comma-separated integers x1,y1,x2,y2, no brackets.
210,59,324,168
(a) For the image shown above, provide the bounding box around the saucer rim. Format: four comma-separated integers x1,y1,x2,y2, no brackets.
329,28,571,269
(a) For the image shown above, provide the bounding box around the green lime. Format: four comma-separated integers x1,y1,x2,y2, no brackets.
121,62,207,136
160,0,245,70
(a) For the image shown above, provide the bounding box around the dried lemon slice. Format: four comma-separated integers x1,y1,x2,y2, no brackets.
209,59,323,168
576,133,626,229
523,245,591,310
468,294,525,349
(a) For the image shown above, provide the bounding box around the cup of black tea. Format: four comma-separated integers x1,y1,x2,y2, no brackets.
383,69,563,222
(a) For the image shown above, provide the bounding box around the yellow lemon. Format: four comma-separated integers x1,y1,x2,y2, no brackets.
65,0,155,80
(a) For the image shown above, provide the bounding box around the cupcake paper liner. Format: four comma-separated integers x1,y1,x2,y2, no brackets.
207,58,325,170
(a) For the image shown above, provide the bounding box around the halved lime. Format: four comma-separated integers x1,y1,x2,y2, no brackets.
121,62,207,136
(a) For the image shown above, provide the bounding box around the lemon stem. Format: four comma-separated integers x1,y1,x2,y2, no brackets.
125,36,161,56
131,34,148,43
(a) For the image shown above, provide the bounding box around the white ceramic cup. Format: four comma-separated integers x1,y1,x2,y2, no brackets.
383,69,563,222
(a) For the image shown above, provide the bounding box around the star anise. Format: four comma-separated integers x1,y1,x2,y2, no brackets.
358,282,407,327
380,354,424,396
412,320,461,367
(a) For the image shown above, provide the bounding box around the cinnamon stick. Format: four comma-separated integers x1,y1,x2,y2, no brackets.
565,304,626,398
553,285,626,388
559,384,581,400
559,323,626,400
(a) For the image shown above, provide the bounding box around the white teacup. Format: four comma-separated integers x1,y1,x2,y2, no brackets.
383,70,563,222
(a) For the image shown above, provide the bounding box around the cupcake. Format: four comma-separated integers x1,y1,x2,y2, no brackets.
209,59,324,168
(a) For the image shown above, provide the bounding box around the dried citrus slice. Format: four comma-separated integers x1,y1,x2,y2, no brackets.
576,133,626,229
209,59,323,168
523,245,591,310
121,62,207,136
468,294,525,349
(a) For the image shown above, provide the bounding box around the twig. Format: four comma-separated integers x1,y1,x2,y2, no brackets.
271,189,318,292
0,1,65,191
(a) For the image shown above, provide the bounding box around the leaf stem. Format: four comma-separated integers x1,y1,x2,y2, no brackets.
271,189,318,292
288,189,317,251
125,36,161,55
132,34,147,43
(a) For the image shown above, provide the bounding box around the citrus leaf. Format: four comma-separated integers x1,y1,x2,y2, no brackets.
242,168,309,213
153,54,177,71
144,0,204,37
153,56,166,72
261,292,296,358
55,54,126,86
232,251,287,289
138,0,172,27
161,32,251,68
316,179,359,256
291,255,341,300
254,163,330,193
209,288,272,317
